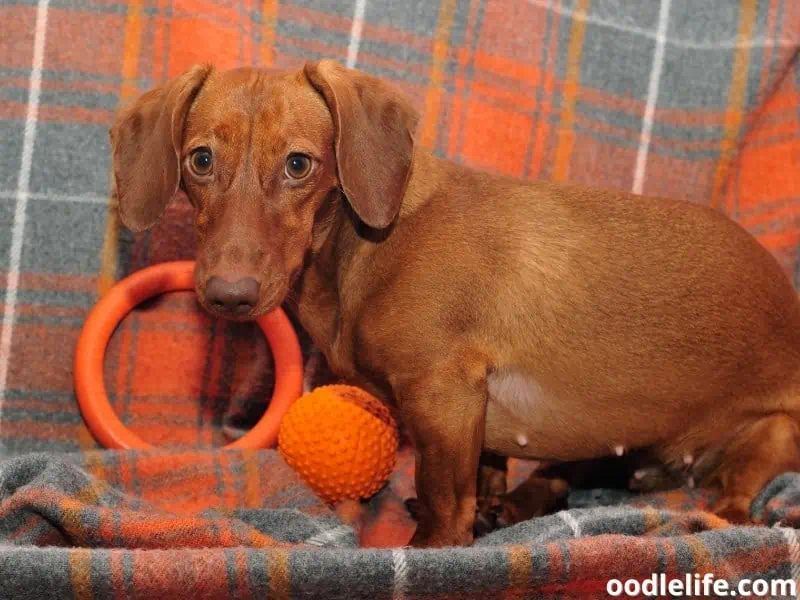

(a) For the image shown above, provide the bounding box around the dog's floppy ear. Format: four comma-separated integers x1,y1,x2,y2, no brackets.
304,59,419,230
109,64,212,232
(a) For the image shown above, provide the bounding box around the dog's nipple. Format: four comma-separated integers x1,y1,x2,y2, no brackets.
687,476,696,489
516,434,528,447
614,445,625,457
683,453,694,466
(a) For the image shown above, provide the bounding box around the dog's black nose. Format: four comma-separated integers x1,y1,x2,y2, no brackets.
205,277,260,316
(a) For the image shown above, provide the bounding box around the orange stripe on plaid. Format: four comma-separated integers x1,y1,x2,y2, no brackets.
529,2,562,179
268,549,291,599
469,79,537,112
448,58,468,155
758,230,800,254
419,0,457,149
740,194,800,221
473,50,541,87
0,101,115,125
110,552,127,599
710,0,758,209
206,321,227,401
578,87,730,127
172,3,244,33
4,399,86,415
113,515,280,548
447,0,481,157
218,451,238,511
79,394,106,448
506,544,532,598
571,113,741,151
119,2,144,101
68,548,93,600
98,0,144,296
127,420,209,447
132,452,217,479
272,33,431,92
739,136,800,209
685,534,714,574
61,495,83,535
151,0,170,83
0,75,121,95
80,423,101,450
141,475,221,507
262,0,280,67
758,0,779,95
0,304,90,320
107,395,201,420
2,421,85,442
551,0,591,182
132,312,213,328
743,116,800,143
18,271,97,293
114,320,133,415
244,449,261,508
547,541,567,582
234,548,252,596
279,3,436,56
641,505,663,531
5,513,46,544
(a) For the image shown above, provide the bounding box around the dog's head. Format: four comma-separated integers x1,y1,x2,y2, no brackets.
110,61,419,319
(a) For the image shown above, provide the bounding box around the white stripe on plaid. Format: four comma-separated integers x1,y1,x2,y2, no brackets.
346,0,368,68
558,509,582,537
632,0,671,195
524,0,797,50
779,527,800,600
0,0,50,441
304,524,353,547
392,548,409,599
0,191,107,205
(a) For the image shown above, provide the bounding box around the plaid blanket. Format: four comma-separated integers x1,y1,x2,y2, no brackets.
3,449,800,598
1,0,800,598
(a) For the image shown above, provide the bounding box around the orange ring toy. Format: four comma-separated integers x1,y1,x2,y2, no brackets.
74,260,304,450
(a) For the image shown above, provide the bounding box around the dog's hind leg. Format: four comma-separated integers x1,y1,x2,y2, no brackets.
711,412,800,523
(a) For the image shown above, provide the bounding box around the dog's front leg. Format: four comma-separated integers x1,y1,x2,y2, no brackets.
399,369,487,548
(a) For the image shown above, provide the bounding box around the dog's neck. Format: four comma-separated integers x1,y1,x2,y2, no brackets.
289,148,448,369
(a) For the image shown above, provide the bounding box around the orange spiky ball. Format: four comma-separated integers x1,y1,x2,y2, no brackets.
278,385,399,505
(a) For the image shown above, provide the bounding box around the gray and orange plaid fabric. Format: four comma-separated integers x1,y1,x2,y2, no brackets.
1,0,800,598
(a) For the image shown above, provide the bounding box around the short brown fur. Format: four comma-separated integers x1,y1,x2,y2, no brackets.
110,60,800,548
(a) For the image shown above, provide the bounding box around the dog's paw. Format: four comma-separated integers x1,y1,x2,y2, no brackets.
474,494,506,537
491,476,570,528
628,466,677,492
712,495,752,524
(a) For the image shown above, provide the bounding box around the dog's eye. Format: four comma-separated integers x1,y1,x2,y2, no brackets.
285,154,312,179
190,148,213,176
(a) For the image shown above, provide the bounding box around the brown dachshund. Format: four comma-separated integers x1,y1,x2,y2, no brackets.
110,60,800,548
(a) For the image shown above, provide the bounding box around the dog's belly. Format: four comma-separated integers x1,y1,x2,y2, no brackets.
483,368,654,461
